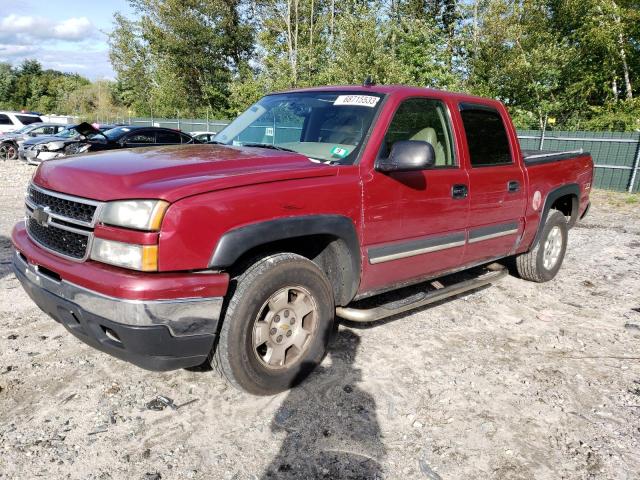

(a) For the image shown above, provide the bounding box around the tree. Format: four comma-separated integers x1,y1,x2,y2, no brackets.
0,63,16,109
109,0,254,116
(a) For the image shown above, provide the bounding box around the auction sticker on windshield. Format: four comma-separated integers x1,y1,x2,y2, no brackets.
333,95,380,107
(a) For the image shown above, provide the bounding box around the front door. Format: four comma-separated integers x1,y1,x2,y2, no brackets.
360,97,470,294
458,103,526,265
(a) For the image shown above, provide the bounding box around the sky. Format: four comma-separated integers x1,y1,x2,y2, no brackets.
0,0,136,80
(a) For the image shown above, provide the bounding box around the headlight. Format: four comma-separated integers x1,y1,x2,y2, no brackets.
100,200,169,231
66,143,91,155
37,141,65,151
90,238,158,271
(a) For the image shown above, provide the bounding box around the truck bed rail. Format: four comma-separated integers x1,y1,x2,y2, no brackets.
522,149,585,165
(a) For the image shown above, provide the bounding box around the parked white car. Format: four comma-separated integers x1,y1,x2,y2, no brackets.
0,111,43,134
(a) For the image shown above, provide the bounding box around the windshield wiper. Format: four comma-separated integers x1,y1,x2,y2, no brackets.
241,142,298,153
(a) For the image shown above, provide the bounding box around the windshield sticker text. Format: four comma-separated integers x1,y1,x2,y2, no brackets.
333,95,380,108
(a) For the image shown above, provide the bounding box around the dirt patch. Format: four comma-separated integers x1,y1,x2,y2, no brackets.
0,161,639,479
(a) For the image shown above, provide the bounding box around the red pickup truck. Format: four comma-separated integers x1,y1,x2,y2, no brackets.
12,86,593,394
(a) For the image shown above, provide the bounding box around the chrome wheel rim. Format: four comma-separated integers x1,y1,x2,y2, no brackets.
543,226,563,270
252,285,318,370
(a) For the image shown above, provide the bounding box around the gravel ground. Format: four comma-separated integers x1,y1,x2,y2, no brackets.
1,160,639,480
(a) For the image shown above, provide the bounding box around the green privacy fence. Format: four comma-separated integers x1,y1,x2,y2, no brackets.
518,130,640,193
106,117,640,193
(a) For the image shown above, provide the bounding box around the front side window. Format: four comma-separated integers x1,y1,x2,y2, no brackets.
214,91,384,163
0,114,12,125
380,98,456,167
31,126,56,135
126,132,155,144
460,106,512,167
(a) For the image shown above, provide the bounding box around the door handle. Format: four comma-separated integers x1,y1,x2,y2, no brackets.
451,184,468,199
507,180,520,193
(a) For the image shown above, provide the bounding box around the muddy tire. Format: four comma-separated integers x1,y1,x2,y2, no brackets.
211,253,335,395
516,210,568,282
0,142,18,161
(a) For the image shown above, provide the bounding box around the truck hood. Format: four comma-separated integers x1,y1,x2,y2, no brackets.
32,144,338,202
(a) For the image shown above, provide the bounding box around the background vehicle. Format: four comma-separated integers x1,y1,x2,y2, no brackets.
11,85,593,395
22,124,195,164
18,123,119,162
20,123,118,163
0,111,43,134
189,131,219,143
0,123,66,160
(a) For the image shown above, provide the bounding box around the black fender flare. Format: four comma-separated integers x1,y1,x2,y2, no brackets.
209,215,361,302
530,183,579,249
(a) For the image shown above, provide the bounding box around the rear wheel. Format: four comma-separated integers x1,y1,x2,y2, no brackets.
211,253,335,395
516,209,568,282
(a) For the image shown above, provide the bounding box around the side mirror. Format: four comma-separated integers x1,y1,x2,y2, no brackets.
375,140,435,173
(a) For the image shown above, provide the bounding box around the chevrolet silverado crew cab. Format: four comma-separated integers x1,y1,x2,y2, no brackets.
12,85,593,395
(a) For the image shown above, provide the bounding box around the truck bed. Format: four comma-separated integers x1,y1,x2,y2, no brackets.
522,149,585,165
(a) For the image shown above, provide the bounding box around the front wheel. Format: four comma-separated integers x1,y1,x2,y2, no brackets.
211,253,335,395
0,142,18,160
515,209,568,282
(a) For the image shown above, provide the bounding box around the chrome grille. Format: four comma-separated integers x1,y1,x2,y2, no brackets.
25,183,102,261
27,218,89,259
28,185,97,224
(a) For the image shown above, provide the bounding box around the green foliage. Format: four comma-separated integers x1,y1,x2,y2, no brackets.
0,59,92,114
108,0,253,117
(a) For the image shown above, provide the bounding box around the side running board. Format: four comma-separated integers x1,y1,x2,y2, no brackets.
336,264,508,323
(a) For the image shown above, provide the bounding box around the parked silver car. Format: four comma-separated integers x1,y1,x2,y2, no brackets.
0,123,66,160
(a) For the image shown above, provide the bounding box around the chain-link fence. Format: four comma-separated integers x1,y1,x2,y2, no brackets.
95,116,640,193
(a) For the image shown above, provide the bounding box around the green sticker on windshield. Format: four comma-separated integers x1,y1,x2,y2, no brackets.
331,146,349,158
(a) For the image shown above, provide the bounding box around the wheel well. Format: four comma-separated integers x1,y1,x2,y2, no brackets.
228,234,358,306
550,193,578,226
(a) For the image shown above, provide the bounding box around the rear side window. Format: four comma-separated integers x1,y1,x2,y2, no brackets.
156,131,182,143
0,114,12,125
460,105,512,167
16,115,42,125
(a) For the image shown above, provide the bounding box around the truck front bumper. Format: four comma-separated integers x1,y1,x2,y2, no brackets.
12,248,223,371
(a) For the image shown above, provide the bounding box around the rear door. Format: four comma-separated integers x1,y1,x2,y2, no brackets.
458,103,526,264
155,130,183,145
0,113,16,133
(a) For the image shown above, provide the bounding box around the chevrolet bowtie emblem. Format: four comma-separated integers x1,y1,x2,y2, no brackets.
32,206,50,227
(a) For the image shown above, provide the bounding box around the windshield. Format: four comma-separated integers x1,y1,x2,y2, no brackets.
103,126,134,140
55,127,80,139
214,91,384,163
14,125,34,134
